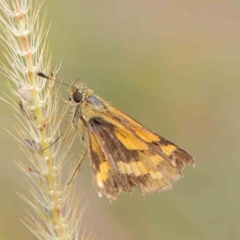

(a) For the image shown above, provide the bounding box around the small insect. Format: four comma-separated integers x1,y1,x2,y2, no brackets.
38,73,195,201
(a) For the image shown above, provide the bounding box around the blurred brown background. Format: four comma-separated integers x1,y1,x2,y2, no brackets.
1,0,240,239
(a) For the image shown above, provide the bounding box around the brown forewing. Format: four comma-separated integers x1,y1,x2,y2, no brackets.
85,111,194,201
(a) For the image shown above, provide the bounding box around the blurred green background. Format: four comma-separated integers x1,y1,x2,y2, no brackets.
1,0,240,239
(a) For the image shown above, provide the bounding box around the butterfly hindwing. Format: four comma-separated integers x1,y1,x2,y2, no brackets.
88,125,117,199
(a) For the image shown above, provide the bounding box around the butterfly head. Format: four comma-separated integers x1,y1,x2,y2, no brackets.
37,72,93,105
68,82,92,105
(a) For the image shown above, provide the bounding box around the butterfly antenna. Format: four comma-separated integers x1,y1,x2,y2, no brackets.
51,73,72,83
38,72,71,88
72,77,80,86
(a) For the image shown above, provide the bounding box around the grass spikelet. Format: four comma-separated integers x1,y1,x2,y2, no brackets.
0,0,94,239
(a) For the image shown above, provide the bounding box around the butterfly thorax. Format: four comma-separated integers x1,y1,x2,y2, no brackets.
81,94,109,122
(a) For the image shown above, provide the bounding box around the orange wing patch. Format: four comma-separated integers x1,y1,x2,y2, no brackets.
96,162,111,188
117,161,133,175
149,170,163,180
134,129,160,143
114,127,149,150
109,106,160,143
161,144,177,157
137,161,148,175
150,155,164,166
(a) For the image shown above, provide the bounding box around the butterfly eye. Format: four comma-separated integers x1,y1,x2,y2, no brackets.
73,90,83,103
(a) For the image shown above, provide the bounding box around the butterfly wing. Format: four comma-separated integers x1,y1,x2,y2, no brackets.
85,105,194,201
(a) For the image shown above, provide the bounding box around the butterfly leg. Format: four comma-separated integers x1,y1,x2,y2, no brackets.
67,149,88,185
41,106,78,152
67,117,89,185
71,105,81,130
